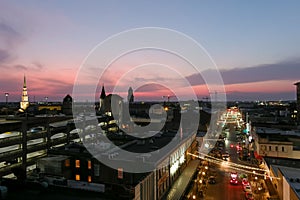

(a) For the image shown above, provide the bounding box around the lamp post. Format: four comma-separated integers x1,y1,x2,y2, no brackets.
5,93,9,105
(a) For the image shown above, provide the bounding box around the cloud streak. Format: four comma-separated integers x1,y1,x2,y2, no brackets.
0,22,23,48
0,49,11,63
186,59,300,86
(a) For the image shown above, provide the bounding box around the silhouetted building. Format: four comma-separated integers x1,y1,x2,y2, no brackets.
20,75,29,111
99,85,106,114
62,94,73,115
103,94,123,123
127,87,134,103
294,82,300,124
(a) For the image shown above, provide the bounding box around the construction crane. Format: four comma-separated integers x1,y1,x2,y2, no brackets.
209,91,228,102
162,95,176,102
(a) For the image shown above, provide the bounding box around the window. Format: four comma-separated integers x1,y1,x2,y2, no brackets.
88,175,92,183
94,164,100,176
118,168,123,179
282,147,285,152
75,174,80,181
76,160,80,168
275,146,278,151
65,159,70,167
269,146,272,151
88,160,92,170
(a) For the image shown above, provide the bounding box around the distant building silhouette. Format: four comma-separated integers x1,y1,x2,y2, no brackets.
99,85,106,114
62,94,73,115
127,87,134,103
20,75,29,111
294,82,300,124
103,94,123,122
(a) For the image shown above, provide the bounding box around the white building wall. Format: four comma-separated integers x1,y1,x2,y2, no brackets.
283,176,290,200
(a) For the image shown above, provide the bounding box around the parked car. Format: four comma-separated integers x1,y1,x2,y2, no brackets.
243,185,252,192
245,192,254,200
208,176,216,184
30,127,44,133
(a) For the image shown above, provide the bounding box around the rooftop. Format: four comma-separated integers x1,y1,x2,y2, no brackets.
49,130,196,173
265,157,300,169
272,165,300,199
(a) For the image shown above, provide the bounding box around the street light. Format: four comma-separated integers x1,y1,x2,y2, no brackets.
5,93,9,105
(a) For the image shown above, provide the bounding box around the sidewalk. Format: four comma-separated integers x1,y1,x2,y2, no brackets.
265,178,278,197
250,178,270,200
165,159,200,200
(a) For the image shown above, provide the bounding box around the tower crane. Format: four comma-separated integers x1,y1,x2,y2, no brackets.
209,91,228,101
162,95,176,102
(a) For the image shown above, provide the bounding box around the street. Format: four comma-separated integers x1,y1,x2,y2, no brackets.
185,108,270,200
204,122,245,200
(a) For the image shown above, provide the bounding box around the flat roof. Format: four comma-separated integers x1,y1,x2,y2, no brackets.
50,130,197,172
294,82,300,86
265,157,300,169
273,165,300,199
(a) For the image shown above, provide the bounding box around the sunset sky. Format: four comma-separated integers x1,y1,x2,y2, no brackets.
1,1,300,102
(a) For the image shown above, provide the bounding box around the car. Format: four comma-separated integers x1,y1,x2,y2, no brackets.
243,185,252,192
222,154,229,161
230,172,238,179
257,184,263,192
208,176,216,184
230,178,238,185
245,192,254,200
30,127,44,133
242,178,250,186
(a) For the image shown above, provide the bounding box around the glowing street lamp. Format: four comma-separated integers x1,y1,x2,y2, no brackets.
5,93,9,105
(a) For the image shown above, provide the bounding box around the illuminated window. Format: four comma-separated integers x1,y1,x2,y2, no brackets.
88,160,92,170
75,174,80,181
88,175,92,182
118,168,123,179
76,160,80,168
65,159,70,167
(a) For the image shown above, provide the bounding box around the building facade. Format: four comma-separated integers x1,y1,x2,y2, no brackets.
253,128,300,159
294,82,300,124
35,132,198,200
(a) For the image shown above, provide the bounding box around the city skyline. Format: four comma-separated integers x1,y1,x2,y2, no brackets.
1,1,300,102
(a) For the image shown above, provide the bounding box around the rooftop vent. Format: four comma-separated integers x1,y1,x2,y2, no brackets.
296,178,300,183
290,178,294,182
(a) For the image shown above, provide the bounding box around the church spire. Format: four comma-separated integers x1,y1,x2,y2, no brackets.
100,84,106,99
20,75,29,110
99,84,106,113
23,75,26,87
